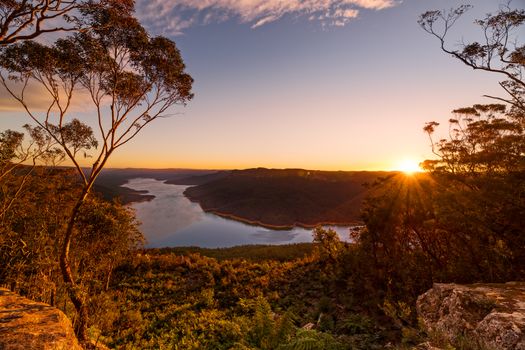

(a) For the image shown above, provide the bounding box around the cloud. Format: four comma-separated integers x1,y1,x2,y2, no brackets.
0,81,94,113
252,15,279,29
135,0,398,35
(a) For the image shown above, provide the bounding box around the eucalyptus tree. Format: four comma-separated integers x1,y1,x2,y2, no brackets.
418,4,524,112
0,1,193,340
0,124,63,289
417,4,525,280
353,5,525,299
0,124,63,220
1,0,89,46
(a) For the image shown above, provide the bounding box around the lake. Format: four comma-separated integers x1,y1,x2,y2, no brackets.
122,178,354,248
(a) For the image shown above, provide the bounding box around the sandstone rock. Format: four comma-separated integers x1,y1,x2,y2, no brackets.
417,282,525,350
0,288,82,350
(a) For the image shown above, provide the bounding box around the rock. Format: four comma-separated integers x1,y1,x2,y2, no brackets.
417,282,525,350
302,322,315,330
0,288,82,350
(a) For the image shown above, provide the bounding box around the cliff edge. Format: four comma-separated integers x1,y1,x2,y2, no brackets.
0,288,82,350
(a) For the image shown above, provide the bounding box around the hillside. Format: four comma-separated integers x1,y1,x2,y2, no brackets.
184,168,392,228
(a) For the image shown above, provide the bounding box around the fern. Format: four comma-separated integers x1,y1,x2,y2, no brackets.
278,329,344,350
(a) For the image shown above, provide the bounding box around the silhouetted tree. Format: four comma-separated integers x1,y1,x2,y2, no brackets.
419,3,525,280
352,4,525,305
418,3,524,112
1,0,86,45
0,0,134,46
0,1,193,340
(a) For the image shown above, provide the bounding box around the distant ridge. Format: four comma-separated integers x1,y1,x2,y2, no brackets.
184,168,392,228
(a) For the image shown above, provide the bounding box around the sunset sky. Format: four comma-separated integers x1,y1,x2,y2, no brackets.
0,0,513,171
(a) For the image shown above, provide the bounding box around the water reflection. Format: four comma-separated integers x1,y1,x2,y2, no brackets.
123,178,353,248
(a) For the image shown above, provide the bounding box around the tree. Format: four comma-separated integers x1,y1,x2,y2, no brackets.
1,0,82,45
417,3,525,280
0,1,193,341
0,168,79,300
0,124,63,221
0,166,143,333
351,4,525,300
357,173,441,299
313,227,344,263
418,4,524,112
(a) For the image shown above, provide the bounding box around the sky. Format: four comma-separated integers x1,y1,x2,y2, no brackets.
0,0,521,171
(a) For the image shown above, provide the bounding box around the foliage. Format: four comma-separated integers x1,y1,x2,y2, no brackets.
95,248,391,349
149,243,315,262
0,0,193,340
0,169,143,320
0,124,63,222
278,329,345,350
418,3,524,109
0,0,81,46
343,5,525,345
313,227,344,262
419,2,525,281
422,104,525,280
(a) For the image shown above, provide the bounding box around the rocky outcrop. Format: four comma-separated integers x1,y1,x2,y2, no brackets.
0,288,82,350
417,282,525,350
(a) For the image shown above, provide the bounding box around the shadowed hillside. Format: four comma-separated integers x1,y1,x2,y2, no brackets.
184,168,392,228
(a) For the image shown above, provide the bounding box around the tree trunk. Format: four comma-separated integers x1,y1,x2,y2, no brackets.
59,188,90,342
105,262,113,292
59,154,109,343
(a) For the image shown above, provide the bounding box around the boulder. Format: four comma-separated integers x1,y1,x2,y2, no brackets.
417,282,525,350
0,288,82,350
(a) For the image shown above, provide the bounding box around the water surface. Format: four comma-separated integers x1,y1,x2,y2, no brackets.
123,178,353,248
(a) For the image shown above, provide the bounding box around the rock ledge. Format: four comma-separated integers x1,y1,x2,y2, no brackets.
417,282,525,350
0,288,82,350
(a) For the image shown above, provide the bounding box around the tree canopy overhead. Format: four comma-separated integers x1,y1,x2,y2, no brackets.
418,3,524,111
0,0,193,183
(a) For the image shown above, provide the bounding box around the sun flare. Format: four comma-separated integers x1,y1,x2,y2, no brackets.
396,159,422,175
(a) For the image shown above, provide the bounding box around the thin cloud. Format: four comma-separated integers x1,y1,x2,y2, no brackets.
136,0,399,35
0,82,95,113
252,15,279,29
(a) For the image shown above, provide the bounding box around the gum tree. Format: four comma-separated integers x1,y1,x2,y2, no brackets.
418,3,525,280
0,0,193,340
1,0,90,46
418,4,524,111
0,125,63,220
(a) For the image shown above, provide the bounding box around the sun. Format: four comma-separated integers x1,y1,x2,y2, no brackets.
395,158,422,175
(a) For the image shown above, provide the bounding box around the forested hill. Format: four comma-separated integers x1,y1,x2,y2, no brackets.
184,168,393,228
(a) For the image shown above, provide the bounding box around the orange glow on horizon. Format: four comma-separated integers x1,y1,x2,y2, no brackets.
102,158,396,172
53,153,424,172
58,151,430,172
